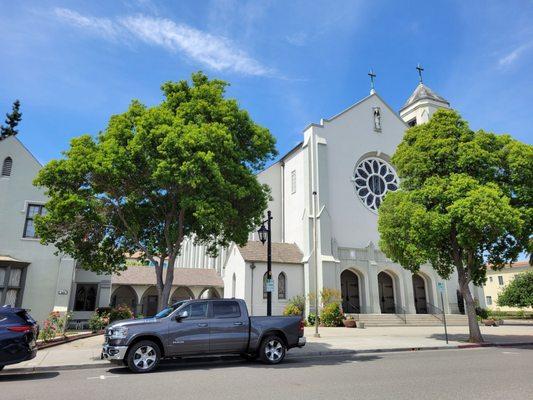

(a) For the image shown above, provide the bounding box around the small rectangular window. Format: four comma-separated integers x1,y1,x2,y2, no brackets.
213,301,240,318
407,118,417,127
23,204,45,238
489,276,493,282
73,284,98,311
291,170,296,194
498,276,504,285
486,296,492,306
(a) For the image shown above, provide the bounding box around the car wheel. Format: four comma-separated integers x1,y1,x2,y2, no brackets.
126,340,161,373
259,335,286,365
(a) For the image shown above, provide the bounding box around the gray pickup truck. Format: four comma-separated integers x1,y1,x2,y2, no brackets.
102,298,306,373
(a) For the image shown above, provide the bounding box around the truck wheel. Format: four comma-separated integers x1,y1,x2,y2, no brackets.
259,335,286,365
126,340,161,373
0,365,4,371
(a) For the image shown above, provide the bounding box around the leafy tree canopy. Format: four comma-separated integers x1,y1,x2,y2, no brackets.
0,100,22,141
34,72,277,309
378,109,532,342
497,270,533,308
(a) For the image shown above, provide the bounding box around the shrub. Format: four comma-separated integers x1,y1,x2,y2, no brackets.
109,305,134,323
320,302,344,327
39,319,57,342
475,307,489,320
288,295,306,312
283,303,302,316
321,288,342,306
95,307,112,316
88,312,109,332
307,312,319,326
39,311,72,342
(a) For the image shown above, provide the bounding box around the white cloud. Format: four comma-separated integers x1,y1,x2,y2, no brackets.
285,32,307,46
53,8,273,77
54,8,121,41
120,15,273,76
498,42,532,67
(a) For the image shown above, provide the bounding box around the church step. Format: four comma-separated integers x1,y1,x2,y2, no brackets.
345,313,469,327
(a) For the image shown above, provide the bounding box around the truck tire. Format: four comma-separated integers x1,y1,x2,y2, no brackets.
126,340,161,373
259,335,286,365
0,365,4,371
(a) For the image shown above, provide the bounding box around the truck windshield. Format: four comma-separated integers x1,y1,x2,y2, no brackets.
154,301,186,319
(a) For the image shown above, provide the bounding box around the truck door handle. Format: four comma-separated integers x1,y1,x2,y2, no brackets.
233,322,243,326
197,323,208,327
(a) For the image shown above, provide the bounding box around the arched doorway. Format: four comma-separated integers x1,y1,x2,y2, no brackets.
378,272,395,313
171,287,194,303
412,274,428,314
140,286,159,317
199,287,221,299
111,285,137,312
341,270,360,313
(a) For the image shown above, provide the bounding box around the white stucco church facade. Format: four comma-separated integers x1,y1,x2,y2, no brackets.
178,78,486,319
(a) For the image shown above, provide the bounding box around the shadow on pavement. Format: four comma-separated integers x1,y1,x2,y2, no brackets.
0,371,60,381
107,352,381,375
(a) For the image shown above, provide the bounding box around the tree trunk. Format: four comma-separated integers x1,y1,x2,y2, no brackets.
158,254,177,311
457,265,483,343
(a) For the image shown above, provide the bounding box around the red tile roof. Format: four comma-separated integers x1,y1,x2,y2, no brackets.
112,266,223,287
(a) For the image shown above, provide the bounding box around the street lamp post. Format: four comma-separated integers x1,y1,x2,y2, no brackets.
258,210,273,316
249,262,256,316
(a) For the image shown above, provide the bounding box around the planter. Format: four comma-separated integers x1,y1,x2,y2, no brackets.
343,319,357,328
482,319,500,327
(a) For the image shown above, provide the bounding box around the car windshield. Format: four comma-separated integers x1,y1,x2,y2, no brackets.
154,301,187,319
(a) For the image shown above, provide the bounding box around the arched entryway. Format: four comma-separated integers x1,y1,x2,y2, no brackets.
198,287,221,299
378,271,395,313
171,286,194,303
412,274,428,314
111,285,138,312
341,270,360,313
140,286,159,317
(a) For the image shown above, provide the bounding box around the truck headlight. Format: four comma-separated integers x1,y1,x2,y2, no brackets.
109,326,128,339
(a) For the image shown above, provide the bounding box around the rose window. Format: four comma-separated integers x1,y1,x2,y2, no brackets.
352,157,398,212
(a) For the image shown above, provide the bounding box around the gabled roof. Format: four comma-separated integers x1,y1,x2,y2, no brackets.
237,241,303,264
111,266,223,287
401,83,449,110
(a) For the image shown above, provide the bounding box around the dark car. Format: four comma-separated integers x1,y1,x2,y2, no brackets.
0,306,39,371
102,298,306,373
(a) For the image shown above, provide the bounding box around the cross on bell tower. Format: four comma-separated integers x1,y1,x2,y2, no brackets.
368,69,376,94
416,63,424,83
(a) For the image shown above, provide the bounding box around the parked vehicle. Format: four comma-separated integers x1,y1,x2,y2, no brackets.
102,298,306,373
0,306,39,371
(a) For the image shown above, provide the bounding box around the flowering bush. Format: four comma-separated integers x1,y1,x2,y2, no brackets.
88,312,109,333
39,311,72,342
109,305,134,323
39,319,57,342
283,303,303,316
320,302,344,327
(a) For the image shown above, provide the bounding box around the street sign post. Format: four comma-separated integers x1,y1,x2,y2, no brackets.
437,282,449,344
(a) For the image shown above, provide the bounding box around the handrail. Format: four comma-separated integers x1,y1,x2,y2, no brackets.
395,305,407,324
427,302,444,322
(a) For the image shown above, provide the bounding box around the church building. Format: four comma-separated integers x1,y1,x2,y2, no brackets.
217,74,487,321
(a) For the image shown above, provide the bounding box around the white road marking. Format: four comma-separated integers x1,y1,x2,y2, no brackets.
501,351,519,355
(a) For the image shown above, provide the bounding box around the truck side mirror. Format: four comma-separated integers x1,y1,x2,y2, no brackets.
175,310,189,321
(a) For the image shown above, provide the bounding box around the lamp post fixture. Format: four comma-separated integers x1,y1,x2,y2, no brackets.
258,210,273,316
249,262,256,316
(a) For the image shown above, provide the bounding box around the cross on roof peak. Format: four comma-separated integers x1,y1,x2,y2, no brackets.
368,69,376,92
416,63,424,83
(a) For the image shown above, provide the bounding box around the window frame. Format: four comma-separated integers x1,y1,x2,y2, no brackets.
22,203,45,239
485,296,492,306
498,276,504,286
277,272,286,300
212,300,241,319
1,156,13,177
0,265,27,307
178,301,208,320
291,170,296,194
73,283,99,312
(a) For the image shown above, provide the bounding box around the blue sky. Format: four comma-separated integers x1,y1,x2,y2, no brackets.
1,0,532,164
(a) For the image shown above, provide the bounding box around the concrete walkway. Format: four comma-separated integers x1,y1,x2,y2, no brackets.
4,324,532,373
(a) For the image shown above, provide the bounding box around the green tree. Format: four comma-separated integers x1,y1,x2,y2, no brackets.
378,109,532,342
497,270,533,309
0,100,22,141
34,72,277,310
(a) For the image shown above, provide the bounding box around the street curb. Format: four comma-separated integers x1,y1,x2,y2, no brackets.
291,341,533,359
37,332,103,350
4,341,533,374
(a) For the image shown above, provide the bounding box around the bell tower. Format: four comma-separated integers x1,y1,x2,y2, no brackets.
400,64,450,127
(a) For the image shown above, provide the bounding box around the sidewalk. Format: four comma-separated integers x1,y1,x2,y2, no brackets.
4,324,532,373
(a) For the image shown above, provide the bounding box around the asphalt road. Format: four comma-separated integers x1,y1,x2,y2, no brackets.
1,346,532,400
